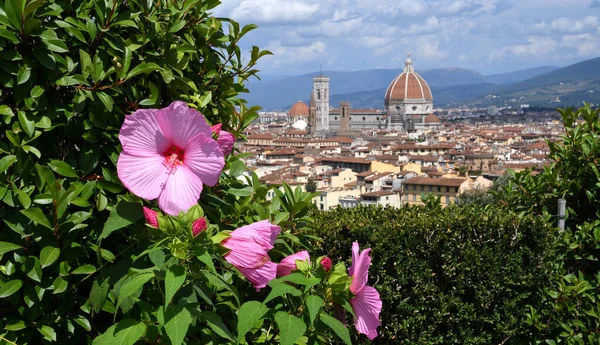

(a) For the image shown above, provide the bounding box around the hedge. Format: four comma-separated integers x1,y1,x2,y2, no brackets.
309,204,555,344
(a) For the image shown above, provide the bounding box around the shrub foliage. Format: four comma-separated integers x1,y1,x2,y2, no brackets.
309,205,554,344
0,1,366,344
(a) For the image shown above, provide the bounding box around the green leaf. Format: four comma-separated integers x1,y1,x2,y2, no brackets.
0,241,21,255
0,279,23,298
306,295,323,326
4,0,23,30
264,282,302,304
71,264,96,275
73,315,92,331
237,301,269,340
23,257,42,282
228,160,245,178
96,92,113,111
55,74,88,86
40,246,60,268
37,325,57,342
20,207,53,229
99,201,142,240
126,62,161,80
48,160,78,178
319,313,352,345
164,305,192,345
117,272,154,311
92,319,147,345
201,311,235,342
17,66,31,85
18,111,35,137
88,278,110,312
275,312,306,345
164,265,186,306
0,155,17,174
80,49,93,79
52,276,68,294
5,319,26,331
169,19,186,33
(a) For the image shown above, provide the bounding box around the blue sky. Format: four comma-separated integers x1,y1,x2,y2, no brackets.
214,0,600,76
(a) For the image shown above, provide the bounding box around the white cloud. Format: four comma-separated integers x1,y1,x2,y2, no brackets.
231,0,327,25
491,36,559,59
263,40,328,67
550,16,599,33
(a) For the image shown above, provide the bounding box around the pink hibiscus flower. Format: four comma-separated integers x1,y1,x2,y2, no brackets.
348,242,382,340
117,101,225,216
277,250,310,277
221,220,281,290
210,124,235,156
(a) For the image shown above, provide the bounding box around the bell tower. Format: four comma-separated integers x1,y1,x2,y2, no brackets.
313,75,330,133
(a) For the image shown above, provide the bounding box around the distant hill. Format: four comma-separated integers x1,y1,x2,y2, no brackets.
246,68,488,110
246,65,563,110
498,58,600,93
466,57,600,107
485,66,559,84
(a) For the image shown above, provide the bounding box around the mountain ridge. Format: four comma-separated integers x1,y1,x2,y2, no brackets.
246,65,561,110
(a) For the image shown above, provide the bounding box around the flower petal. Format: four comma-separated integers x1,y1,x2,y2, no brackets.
157,165,203,216
237,261,277,291
349,242,359,277
223,238,271,269
350,285,382,340
277,250,310,277
183,132,225,186
119,108,171,157
349,242,372,294
217,130,235,155
229,220,281,251
117,152,169,200
156,101,212,149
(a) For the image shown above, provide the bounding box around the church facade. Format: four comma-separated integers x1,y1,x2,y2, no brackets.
289,54,441,134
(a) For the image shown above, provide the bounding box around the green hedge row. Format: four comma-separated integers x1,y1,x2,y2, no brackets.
309,205,555,344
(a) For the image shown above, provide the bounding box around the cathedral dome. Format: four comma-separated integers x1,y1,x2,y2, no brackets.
424,113,441,123
289,101,309,117
385,53,433,102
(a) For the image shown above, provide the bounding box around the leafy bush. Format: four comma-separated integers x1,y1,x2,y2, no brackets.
0,1,378,344
309,205,555,344
496,105,600,344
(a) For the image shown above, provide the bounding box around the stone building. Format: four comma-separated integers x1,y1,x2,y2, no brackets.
298,53,436,134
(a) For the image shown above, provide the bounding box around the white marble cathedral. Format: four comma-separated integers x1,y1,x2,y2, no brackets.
290,53,441,134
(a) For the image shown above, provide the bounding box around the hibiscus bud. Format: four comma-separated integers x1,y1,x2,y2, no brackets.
320,257,332,272
210,123,222,134
192,217,207,237
143,207,159,228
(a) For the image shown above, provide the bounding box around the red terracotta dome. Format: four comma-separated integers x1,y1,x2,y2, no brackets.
424,113,441,123
385,53,432,102
289,101,309,117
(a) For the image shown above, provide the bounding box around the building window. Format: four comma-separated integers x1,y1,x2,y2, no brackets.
386,196,389,201
446,186,450,192
320,204,324,210
412,194,416,202
437,186,441,192
320,196,323,201
404,194,408,201
428,186,433,191
420,185,424,191
335,117,337,120
445,196,450,204
362,117,366,121
412,106,417,111
317,89,321,100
